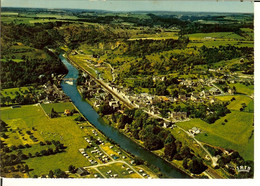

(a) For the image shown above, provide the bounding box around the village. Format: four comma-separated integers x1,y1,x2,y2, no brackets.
76,63,252,126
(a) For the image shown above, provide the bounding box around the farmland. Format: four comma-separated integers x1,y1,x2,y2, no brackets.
0,104,157,178
41,102,76,115
1,6,254,179
216,95,253,111
176,110,254,161
1,87,32,100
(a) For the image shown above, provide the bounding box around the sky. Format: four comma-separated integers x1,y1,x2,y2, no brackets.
1,0,254,13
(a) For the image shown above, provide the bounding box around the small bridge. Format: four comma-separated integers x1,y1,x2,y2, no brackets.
63,78,77,81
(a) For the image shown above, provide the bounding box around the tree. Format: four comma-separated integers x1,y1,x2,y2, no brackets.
68,165,76,173
54,169,68,178
48,170,54,178
35,152,40,157
189,157,207,174
24,165,29,173
183,158,192,169
164,134,176,145
50,108,59,118
164,142,177,160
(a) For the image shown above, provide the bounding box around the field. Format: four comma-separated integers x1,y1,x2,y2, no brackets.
68,54,98,78
1,44,51,63
1,87,32,99
187,40,253,48
0,103,156,178
41,102,76,115
228,83,254,96
186,32,245,41
216,95,253,111
176,110,254,160
0,104,89,176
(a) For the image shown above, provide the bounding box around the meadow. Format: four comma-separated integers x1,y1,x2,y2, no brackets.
41,102,76,115
1,87,32,99
216,95,253,111
185,32,245,41
228,83,254,96
176,110,254,160
1,103,155,177
0,104,90,176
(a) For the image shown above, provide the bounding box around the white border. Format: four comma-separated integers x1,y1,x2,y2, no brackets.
2,2,259,186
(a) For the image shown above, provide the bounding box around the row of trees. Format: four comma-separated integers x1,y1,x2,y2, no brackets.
1,58,67,89
112,108,207,174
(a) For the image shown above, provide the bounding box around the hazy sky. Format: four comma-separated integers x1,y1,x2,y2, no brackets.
1,0,254,13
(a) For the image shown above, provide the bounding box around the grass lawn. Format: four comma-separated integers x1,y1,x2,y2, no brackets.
228,83,254,96
1,104,91,176
187,40,253,48
1,103,156,178
97,162,142,178
168,126,210,160
1,87,32,99
185,32,245,41
41,102,76,115
176,110,254,160
216,95,253,111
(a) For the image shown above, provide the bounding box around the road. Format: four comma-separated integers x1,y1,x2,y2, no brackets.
144,111,217,165
204,167,224,179
211,82,225,95
66,54,135,109
83,160,144,178
66,53,222,178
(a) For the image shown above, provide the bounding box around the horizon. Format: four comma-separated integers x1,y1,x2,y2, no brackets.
1,6,254,14
1,0,254,14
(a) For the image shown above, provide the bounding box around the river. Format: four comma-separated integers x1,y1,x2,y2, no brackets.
59,54,190,178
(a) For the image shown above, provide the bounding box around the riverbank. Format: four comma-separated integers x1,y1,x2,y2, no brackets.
60,53,190,178
64,54,195,178
80,95,194,178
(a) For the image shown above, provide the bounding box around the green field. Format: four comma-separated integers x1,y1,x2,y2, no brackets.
187,40,253,48
186,32,245,41
216,95,253,111
41,102,76,115
1,87,32,99
176,110,254,160
1,104,90,176
1,103,156,178
228,83,254,96
97,162,142,178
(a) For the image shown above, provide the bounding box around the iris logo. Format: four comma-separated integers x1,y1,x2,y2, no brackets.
236,165,251,173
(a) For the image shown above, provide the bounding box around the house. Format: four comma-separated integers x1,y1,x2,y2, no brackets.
109,101,120,110
209,87,221,95
77,167,89,176
170,112,187,120
190,95,198,101
64,109,71,116
88,80,96,86
210,98,217,104
178,94,187,101
189,127,200,135
228,89,234,94
200,90,210,98
159,96,170,102
163,122,172,128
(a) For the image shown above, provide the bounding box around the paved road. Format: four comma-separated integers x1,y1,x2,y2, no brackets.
67,55,135,109
83,160,143,178
204,167,224,179
66,54,222,178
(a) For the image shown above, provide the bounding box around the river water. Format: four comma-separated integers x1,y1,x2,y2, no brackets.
59,54,189,178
